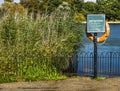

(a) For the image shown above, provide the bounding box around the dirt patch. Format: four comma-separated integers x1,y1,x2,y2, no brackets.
0,77,120,91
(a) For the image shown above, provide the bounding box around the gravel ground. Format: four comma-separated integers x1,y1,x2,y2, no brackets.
0,77,120,91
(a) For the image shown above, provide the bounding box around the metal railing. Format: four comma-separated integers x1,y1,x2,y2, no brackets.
0,52,120,78
77,52,120,77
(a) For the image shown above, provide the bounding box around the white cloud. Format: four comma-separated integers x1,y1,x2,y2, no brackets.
14,0,20,3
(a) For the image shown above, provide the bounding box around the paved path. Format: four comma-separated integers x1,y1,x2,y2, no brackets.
0,77,120,91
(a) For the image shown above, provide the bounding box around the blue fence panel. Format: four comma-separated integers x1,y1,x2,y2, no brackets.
77,52,120,77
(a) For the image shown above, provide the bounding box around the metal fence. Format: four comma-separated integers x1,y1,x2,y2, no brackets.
0,52,120,78
77,52,120,77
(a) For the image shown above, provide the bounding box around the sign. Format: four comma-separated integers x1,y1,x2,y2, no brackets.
87,14,105,33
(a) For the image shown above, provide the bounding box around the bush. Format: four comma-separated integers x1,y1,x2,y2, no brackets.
0,5,83,81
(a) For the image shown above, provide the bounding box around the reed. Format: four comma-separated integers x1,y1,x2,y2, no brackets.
0,9,83,81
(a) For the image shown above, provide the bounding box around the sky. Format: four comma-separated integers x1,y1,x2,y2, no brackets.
0,0,20,5
84,0,97,3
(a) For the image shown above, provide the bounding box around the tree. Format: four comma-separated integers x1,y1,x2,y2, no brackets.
80,0,120,21
20,0,62,14
0,2,26,18
97,0,120,21
20,0,39,12
81,2,97,17
4,0,13,2
70,0,84,12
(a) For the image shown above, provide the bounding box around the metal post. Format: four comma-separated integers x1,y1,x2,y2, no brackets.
94,33,97,78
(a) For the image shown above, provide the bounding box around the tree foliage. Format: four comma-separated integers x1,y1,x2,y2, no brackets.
81,0,120,21
19,0,120,21
97,0,120,21
0,2,26,18
20,0,62,15
4,0,13,2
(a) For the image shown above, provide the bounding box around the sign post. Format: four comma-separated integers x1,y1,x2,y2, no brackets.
93,33,97,78
87,14,105,78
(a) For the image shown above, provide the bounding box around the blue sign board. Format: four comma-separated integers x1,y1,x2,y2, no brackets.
87,14,105,33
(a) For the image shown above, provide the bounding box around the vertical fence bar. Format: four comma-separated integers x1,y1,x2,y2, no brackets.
74,54,78,73
118,53,120,75
99,53,102,75
109,52,112,77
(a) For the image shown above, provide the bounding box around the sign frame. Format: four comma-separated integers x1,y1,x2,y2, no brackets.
87,14,105,33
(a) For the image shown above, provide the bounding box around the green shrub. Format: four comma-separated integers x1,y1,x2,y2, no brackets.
0,6,83,81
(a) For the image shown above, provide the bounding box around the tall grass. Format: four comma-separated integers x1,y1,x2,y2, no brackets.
0,10,83,81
